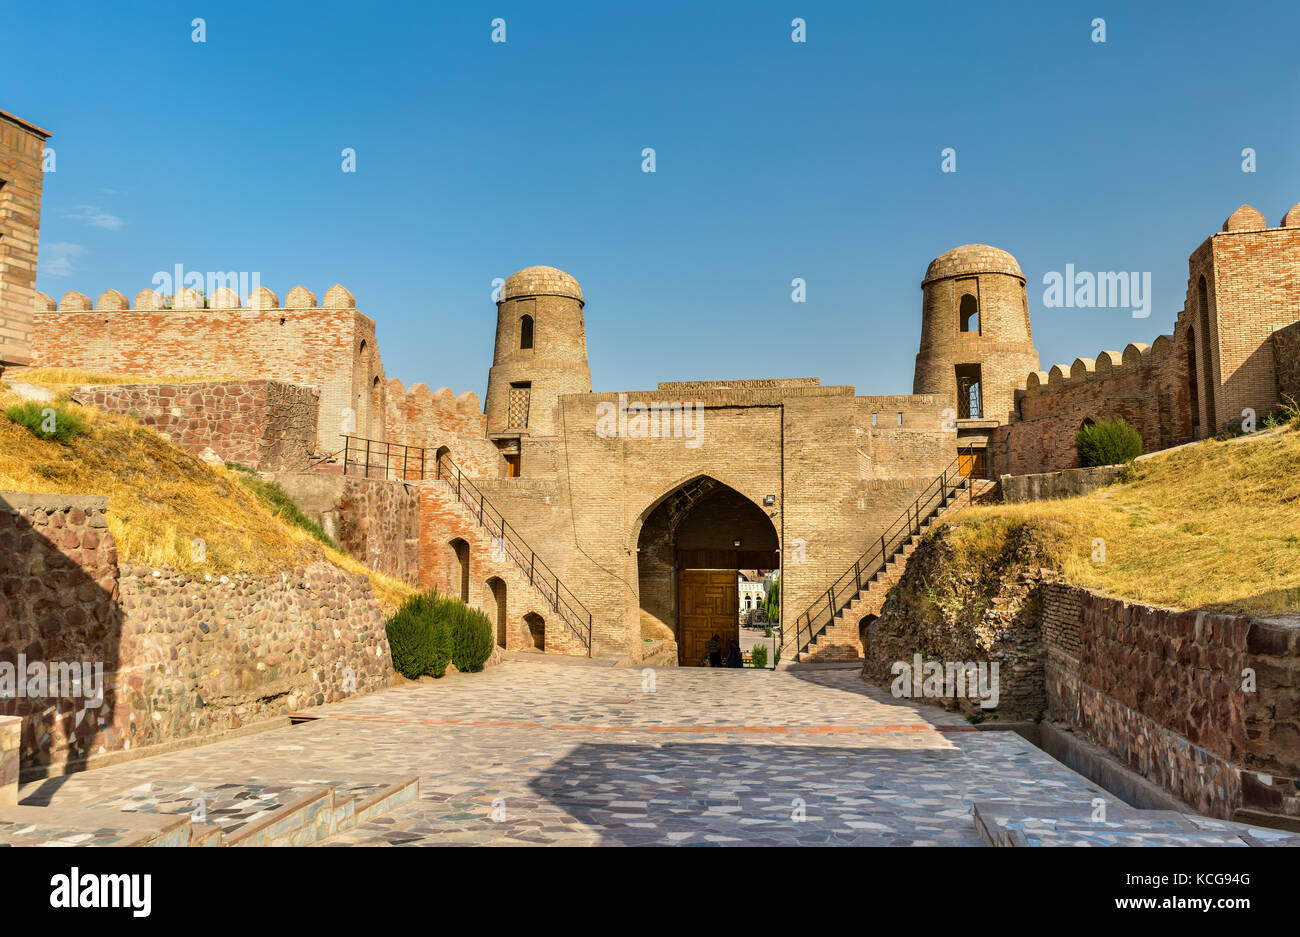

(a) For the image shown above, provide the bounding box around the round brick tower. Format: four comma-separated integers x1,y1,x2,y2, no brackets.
485,265,592,440
913,244,1039,426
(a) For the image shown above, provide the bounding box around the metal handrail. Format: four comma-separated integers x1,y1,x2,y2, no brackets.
782,448,981,659
339,435,593,655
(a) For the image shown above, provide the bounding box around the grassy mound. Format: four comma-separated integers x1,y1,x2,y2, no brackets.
0,383,412,611
14,367,233,387
950,428,1300,616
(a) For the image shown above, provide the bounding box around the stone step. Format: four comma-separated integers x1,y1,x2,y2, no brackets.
972,801,1300,847
0,803,193,847
0,774,419,847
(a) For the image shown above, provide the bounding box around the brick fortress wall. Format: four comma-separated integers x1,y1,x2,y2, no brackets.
0,111,49,370
28,284,384,456
990,331,1193,476
384,378,500,478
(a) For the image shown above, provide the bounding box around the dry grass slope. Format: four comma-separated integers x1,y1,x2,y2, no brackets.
0,383,413,612
949,428,1300,617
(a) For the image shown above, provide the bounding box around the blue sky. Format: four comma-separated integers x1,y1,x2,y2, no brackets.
8,0,1299,400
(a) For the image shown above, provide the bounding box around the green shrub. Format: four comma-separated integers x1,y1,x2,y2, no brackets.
1075,418,1143,467
385,590,453,678
5,401,89,443
386,592,439,679
750,644,768,668
448,601,494,673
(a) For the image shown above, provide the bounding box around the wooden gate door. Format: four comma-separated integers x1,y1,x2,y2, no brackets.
958,449,986,480
678,569,739,666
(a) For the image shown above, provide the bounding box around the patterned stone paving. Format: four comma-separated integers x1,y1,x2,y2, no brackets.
85,780,328,838
14,660,1296,846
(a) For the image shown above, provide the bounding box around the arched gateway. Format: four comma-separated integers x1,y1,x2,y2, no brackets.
634,476,779,666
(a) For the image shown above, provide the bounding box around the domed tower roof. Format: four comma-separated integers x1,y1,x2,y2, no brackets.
500,266,584,305
922,244,1024,285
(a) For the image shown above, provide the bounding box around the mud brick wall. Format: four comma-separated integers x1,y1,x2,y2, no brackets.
74,379,319,470
0,490,393,777
1044,584,1300,820
1040,582,1081,659
1195,222,1300,431
854,395,953,479
272,473,421,586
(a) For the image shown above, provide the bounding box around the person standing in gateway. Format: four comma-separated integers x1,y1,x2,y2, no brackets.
708,633,722,667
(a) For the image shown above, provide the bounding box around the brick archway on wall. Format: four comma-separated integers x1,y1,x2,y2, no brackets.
632,474,779,665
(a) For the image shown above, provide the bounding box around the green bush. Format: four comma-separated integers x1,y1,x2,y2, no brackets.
448,601,494,673
386,592,438,678
5,400,89,443
1075,418,1143,467
750,644,768,668
385,590,453,679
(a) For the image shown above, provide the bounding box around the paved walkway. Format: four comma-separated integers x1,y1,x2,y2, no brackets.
18,659,1135,846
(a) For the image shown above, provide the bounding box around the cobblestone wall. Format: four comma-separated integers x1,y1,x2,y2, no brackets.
860,523,1047,721
1273,320,1300,407
273,473,421,586
75,379,319,470
0,491,393,776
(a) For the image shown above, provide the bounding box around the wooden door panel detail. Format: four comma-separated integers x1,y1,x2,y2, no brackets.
678,569,738,666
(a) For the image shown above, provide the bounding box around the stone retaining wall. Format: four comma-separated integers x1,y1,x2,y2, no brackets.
0,490,393,777
860,524,1047,721
999,464,1125,503
73,379,319,470
272,473,421,585
1044,584,1300,820
0,716,19,806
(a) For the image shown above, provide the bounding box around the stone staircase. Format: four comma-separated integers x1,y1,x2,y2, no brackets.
799,478,997,662
0,774,419,847
973,800,1300,847
419,477,592,656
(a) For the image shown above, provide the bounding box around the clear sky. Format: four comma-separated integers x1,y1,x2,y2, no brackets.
7,0,1299,401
